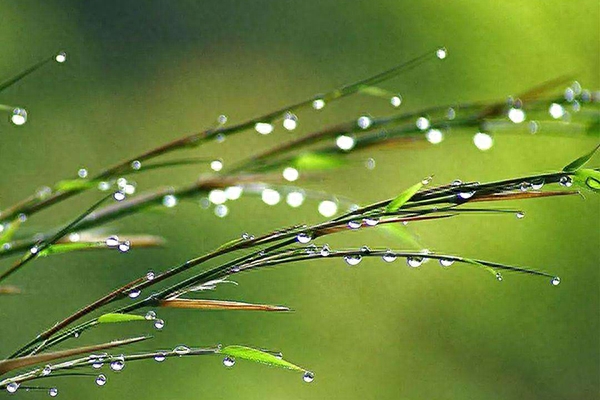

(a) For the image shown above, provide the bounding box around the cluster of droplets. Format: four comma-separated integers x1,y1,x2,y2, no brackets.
105,235,130,253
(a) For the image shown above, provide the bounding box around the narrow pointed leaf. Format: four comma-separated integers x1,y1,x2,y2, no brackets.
159,299,289,311
386,181,423,212
219,345,305,372
54,179,98,192
563,144,600,172
98,313,146,324
294,153,347,171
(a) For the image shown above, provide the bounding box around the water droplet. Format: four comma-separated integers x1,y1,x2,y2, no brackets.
516,211,525,219
30,246,39,254
162,194,178,208
357,115,372,129
451,179,462,186
78,168,88,178
230,266,241,273
128,289,141,299
531,180,544,190
320,244,331,257
154,319,165,330
473,132,493,151
98,181,111,191
113,191,126,201
36,186,52,200
382,251,397,263
520,182,532,192
255,122,274,135
154,353,166,362
225,186,243,200
447,107,456,120
131,160,141,170
564,87,575,102
41,364,52,376
426,129,443,144
210,160,223,172
11,108,27,125
283,167,299,182
528,120,539,134
344,255,362,266
303,371,315,383
416,117,430,131
365,158,376,170
421,176,433,185
312,99,325,110
318,200,338,217
496,272,503,282
336,135,355,151
105,235,119,247
559,176,573,187
457,191,475,200
242,233,254,240
549,103,565,119
173,345,190,355
145,311,156,320
283,112,298,131
360,246,371,254
286,191,305,208
220,356,235,367
439,259,454,267
216,133,226,142
297,232,312,244
305,244,318,254
508,108,526,123
364,217,379,226
49,387,58,397
261,189,281,205
390,95,402,108
118,240,130,253
406,257,423,268
551,276,561,286
6,382,19,393
109,357,125,372
214,204,229,218
90,355,104,369
347,220,362,230
209,189,227,205
572,100,581,112
146,271,155,280
581,89,592,102
95,374,107,386
436,47,447,60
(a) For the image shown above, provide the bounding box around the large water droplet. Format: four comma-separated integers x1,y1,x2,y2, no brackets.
320,244,331,257
210,159,223,172
49,387,58,397
439,259,454,267
516,211,525,219
113,191,126,201
297,233,312,244
283,112,298,131
416,117,430,131
436,47,447,59
347,220,362,230
105,235,119,247
406,257,423,268
209,189,227,205
531,180,544,190
426,129,443,144
154,319,165,330
109,357,125,372
154,353,166,362
162,195,178,208
390,95,402,108
457,191,475,200
173,345,190,355
344,255,362,266
118,240,130,253
507,108,526,123
473,132,493,151
360,245,371,254
318,200,337,217
6,382,19,393
551,276,561,286
549,103,565,119
559,176,573,187
146,271,155,281
312,99,325,110
382,251,397,263
78,168,88,178
10,108,27,126
520,182,532,192
286,191,305,208
55,51,67,63
357,115,372,129
336,135,355,151
364,217,379,226
261,189,281,205
255,122,274,135
303,371,315,383
128,289,141,299
283,167,299,182
223,356,235,367
95,374,107,386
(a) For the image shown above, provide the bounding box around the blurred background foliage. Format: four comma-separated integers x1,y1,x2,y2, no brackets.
0,1,598,399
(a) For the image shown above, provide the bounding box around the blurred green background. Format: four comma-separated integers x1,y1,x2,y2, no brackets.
0,1,598,399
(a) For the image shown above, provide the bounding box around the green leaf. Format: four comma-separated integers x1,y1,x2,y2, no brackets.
293,153,347,171
0,218,23,246
563,144,600,172
38,242,102,257
385,181,423,212
97,313,146,324
219,345,305,372
55,179,98,192
573,168,600,193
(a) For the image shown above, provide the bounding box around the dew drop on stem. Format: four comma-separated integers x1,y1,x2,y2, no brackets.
95,374,107,386
382,251,397,263
296,232,312,244
173,345,190,355
49,387,58,397
347,220,361,230
154,353,166,362
6,382,19,393
109,357,125,372
320,244,331,257
303,371,315,383
344,255,362,266
551,277,561,286
406,257,423,268
223,356,235,367
154,319,165,330
439,259,455,267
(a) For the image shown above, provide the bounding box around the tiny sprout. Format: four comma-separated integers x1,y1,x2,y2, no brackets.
55,51,67,63
255,122,273,135
223,356,235,367
11,108,28,125
95,374,107,386
390,95,402,108
303,371,315,383
436,47,447,60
